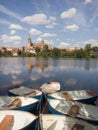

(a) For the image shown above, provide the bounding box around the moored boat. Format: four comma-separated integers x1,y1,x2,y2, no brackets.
0,110,38,130
40,82,60,93
39,114,98,130
48,99,98,124
8,86,42,99
0,96,39,113
48,90,97,104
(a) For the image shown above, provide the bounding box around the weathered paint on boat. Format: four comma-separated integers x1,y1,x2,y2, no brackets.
39,114,98,130
48,99,98,124
0,110,38,130
0,96,39,113
8,86,42,99
40,82,60,93
48,90,97,104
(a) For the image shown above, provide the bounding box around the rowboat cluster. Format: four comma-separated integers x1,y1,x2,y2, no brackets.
0,81,98,130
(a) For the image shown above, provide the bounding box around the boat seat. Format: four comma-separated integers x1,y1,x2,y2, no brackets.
86,90,96,97
0,115,14,130
67,105,79,117
8,98,22,108
62,92,73,101
71,123,84,130
23,90,36,96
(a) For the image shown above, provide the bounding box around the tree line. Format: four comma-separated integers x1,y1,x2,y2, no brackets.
0,44,98,58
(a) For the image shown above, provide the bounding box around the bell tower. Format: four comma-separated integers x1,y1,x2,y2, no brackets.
27,35,32,48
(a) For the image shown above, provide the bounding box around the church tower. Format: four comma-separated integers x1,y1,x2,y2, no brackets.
27,35,32,48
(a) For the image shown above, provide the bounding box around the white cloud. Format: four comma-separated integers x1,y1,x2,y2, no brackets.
37,37,43,42
58,42,70,48
44,39,54,45
90,8,98,24
10,30,16,35
22,13,48,25
61,8,77,19
85,0,92,4
64,24,79,31
45,25,54,28
29,28,42,35
83,39,98,46
41,33,57,37
73,12,87,26
9,24,23,30
0,34,21,43
36,37,54,46
0,19,11,25
46,16,58,28
22,13,58,27
0,4,22,20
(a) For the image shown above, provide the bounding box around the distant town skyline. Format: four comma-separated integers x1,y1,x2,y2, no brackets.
0,0,98,48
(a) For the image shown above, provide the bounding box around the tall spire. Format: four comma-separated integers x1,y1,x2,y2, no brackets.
27,34,32,48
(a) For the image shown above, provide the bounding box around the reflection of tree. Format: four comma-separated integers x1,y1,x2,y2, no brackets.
85,59,98,71
85,60,90,70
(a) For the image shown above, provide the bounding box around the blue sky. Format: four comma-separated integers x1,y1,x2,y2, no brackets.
0,0,98,48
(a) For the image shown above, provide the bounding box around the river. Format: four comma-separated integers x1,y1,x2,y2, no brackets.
0,57,98,105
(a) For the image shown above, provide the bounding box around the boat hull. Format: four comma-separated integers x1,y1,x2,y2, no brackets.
40,82,61,93
8,86,42,99
48,90,97,104
0,110,38,130
12,101,39,113
0,96,39,114
39,114,98,130
48,99,98,124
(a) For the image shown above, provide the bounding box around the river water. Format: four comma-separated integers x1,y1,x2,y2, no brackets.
0,57,98,105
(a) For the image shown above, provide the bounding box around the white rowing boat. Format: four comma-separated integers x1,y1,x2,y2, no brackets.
48,90,97,104
40,82,60,93
0,110,38,130
48,99,98,123
0,96,39,113
8,86,42,99
39,114,98,130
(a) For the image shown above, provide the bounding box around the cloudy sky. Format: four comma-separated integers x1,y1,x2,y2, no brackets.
0,0,98,48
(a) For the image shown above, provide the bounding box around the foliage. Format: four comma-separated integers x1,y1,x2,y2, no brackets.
1,44,98,58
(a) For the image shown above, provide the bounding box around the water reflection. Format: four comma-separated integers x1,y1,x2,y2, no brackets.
0,57,98,105
25,57,48,73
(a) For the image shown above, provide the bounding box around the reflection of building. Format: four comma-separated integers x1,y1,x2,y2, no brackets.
27,64,33,73
25,58,48,73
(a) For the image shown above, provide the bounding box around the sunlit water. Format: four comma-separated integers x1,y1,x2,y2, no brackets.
0,57,98,105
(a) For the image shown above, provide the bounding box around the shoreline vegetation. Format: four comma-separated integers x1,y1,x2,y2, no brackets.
0,44,98,59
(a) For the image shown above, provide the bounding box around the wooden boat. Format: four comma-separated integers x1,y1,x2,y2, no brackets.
48,90,97,104
0,110,38,130
48,99,98,123
0,96,39,113
40,82,60,93
8,86,42,99
39,114,98,130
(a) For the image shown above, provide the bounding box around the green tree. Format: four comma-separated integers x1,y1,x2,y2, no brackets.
92,46,98,52
51,48,61,57
35,47,41,56
84,44,91,58
74,49,86,58
40,45,50,57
